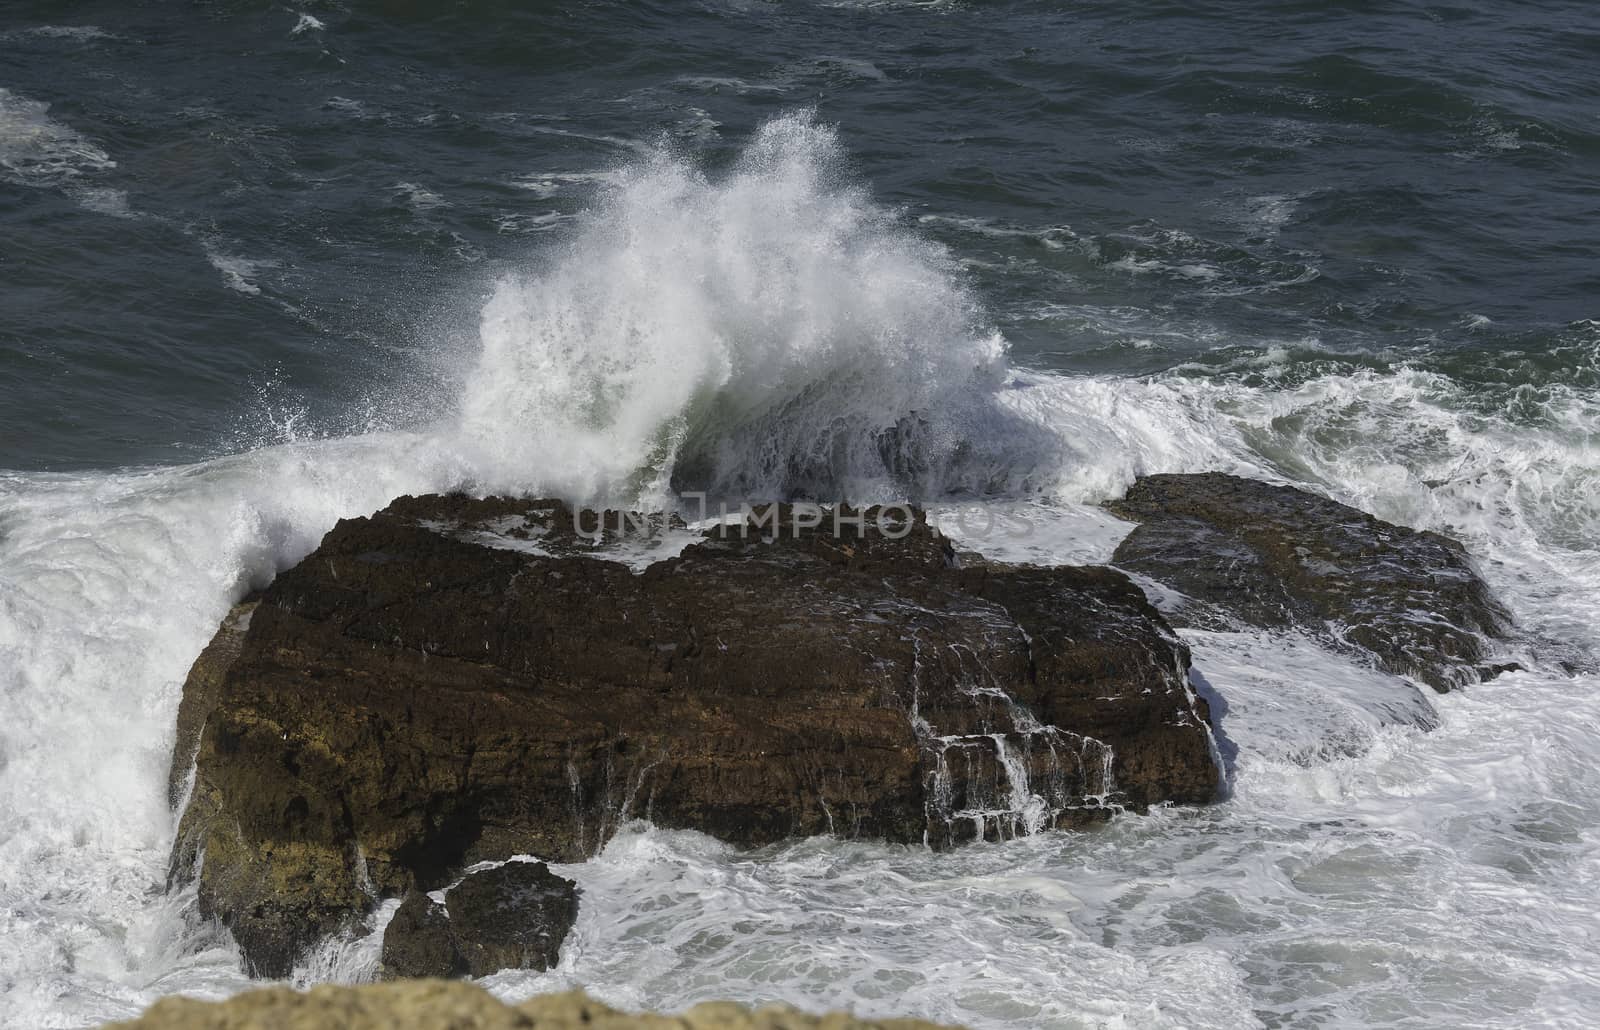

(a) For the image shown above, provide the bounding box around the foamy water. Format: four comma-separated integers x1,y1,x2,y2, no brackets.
2,115,1598,1029
458,113,1010,505
0,86,128,220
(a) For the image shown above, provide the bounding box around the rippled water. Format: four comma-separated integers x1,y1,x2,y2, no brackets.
2,3,1599,1028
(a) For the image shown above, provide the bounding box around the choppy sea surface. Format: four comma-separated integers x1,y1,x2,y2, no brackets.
3,2,1599,1027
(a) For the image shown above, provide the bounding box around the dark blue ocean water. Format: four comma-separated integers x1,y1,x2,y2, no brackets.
3,0,1598,470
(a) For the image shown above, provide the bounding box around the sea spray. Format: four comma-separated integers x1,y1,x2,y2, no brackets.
453,111,1018,507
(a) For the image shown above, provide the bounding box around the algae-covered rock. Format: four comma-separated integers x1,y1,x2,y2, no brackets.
105,982,961,1029
1107,472,1513,690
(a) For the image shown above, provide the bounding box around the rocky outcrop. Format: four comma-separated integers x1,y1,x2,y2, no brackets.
1107,473,1513,690
169,494,1219,977
379,861,579,979
106,982,960,1030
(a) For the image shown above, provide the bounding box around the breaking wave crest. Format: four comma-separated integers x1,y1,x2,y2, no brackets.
454,111,1035,505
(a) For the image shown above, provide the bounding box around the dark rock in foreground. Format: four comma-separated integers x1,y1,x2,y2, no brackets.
1107,473,1513,690
170,494,1219,976
380,861,578,979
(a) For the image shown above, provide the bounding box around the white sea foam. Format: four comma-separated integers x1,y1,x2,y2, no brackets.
455,111,1010,505
202,247,278,296
493,210,576,235
323,96,369,118
674,74,790,96
2,25,119,43
1235,193,1300,235
2,113,1599,1028
0,435,478,1026
75,186,133,218
811,56,889,81
1108,255,1223,280
0,86,138,221
507,170,621,198
677,107,722,142
0,86,117,201
390,181,447,211
915,213,1092,254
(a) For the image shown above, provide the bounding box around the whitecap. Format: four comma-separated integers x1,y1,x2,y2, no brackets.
202,247,277,296
507,170,621,198
0,86,115,190
389,180,446,211
7,25,118,43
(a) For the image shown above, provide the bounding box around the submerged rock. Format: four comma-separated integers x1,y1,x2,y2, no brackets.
1107,473,1513,691
106,982,959,1029
379,861,579,979
169,494,1219,976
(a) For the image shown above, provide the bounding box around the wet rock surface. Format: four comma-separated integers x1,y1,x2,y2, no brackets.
379,861,579,979
166,598,258,808
378,891,463,980
169,493,1218,976
1107,472,1513,691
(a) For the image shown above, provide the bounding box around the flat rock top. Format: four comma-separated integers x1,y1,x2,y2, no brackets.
106,983,960,1030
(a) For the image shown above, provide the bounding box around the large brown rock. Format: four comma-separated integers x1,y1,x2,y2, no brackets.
170,495,1218,976
105,982,961,1029
1107,473,1514,691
